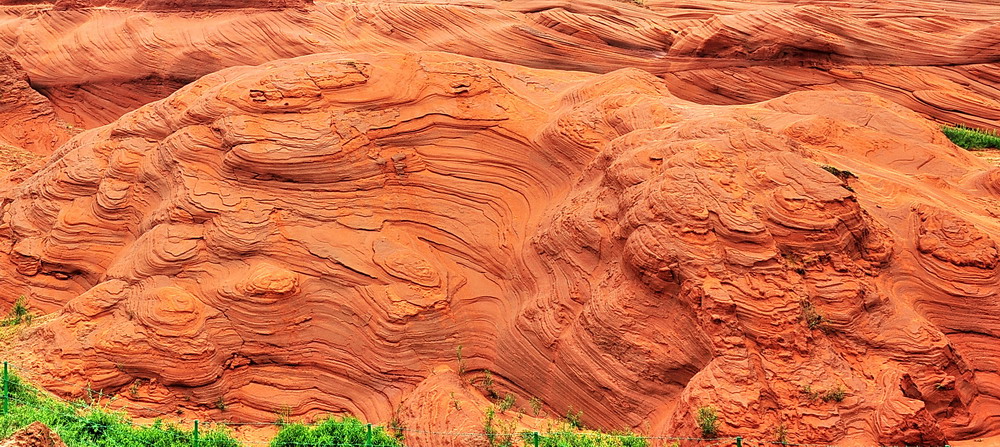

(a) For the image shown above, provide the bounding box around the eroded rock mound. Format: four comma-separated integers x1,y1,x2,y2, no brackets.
0,423,67,447
1,51,998,446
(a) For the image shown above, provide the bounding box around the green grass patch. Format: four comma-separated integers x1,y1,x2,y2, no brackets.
270,416,402,447
0,371,238,447
522,428,648,447
942,125,1000,150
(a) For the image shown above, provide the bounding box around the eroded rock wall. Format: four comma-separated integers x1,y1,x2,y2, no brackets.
0,0,997,130
1,51,998,445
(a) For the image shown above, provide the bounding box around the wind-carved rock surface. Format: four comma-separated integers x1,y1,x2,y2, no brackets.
0,51,73,156
0,0,997,130
1,0,310,9
0,50,998,446
0,50,72,198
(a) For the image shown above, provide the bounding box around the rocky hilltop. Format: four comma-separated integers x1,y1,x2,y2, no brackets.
0,1,998,446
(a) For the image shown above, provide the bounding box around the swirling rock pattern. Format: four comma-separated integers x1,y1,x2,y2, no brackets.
49,0,311,10
0,50,998,446
0,0,310,9
0,0,997,131
0,51,73,156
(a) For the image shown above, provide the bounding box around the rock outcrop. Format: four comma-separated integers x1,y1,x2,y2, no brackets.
0,52,73,155
0,423,67,447
1,50,998,446
0,0,311,8
0,0,997,130
50,0,312,10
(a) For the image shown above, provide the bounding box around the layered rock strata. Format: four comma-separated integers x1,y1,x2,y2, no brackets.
0,51,997,446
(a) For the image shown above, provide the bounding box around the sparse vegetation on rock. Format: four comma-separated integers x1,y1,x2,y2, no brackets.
498,393,515,414
822,385,847,403
482,406,516,447
696,406,719,437
528,397,543,417
565,408,585,430
801,300,826,330
2,296,31,327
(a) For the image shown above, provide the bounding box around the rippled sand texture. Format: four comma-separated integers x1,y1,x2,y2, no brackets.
0,0,997,131
1,49,998,445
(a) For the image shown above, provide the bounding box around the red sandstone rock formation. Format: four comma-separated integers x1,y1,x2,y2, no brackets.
0,423,67,447
0,49,998,446
0,0,311,9
0,0,999,446
0,52,73,155
50,0,312,10
0,0,997,130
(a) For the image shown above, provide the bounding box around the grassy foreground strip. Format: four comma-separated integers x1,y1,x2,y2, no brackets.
271,418,402,447
0,372,238,447
1,368,652,447
0,370,402,447
521,429,648,447
942,125,1000,150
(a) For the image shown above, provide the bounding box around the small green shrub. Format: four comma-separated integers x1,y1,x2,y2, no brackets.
565,407,584,430
128,381,139,398
498,393,515,414
801,300,825,330
942,125,1000,150
819,165,857,192
483,406,498,446
483,406,515,447
822,385,846,403
274,405,293,424
388,413,405,442
800,385,820,401
456,345,465,375
271,416,402,447
528,397,543,416
696,406,719,437
2,296,32,327
775,423,789,445
482,370,497,399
